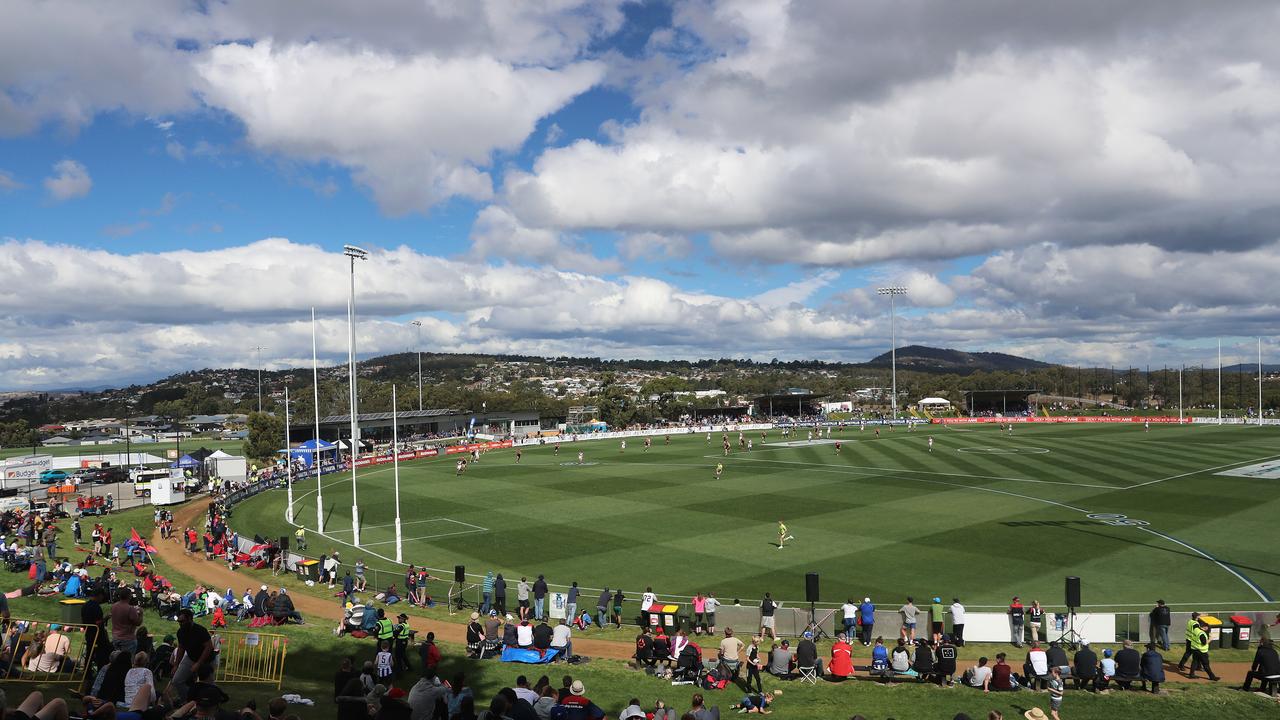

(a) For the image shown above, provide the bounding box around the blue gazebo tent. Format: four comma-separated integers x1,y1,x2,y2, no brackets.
170,454,200,469
280,438,338,467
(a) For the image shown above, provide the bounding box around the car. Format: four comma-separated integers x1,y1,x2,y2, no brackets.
39,469,69,484
71,469,96,483
89,467,127,484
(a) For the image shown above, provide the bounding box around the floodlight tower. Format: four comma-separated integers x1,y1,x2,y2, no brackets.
344,244,368,546
252,345,268,413
410,320,423,412
877,287,908,421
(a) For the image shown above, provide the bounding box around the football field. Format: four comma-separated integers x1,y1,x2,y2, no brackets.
234,423,1280,610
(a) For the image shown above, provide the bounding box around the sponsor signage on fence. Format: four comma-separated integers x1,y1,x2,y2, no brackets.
932,416,1193,425
352,447,446,467
444,440,514,455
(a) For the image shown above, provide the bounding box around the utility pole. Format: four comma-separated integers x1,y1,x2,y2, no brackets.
877,287,908,420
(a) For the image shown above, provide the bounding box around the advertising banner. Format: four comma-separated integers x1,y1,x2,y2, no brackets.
931,416,1193,425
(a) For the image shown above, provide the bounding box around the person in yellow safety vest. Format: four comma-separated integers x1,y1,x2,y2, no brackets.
294,527,307,551
1187,619,1220,681
1176,611,1201,671
375,608,394,644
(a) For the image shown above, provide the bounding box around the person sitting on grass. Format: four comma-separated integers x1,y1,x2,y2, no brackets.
964,656,991,691
767,640,794,679
517,619,534,649
684,693,718,720
553,680,605,720
890,638,914,675
989,653,1015,691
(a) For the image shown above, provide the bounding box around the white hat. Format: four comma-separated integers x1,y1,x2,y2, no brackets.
260,585,268,591
863,597,870,603
570,680,585,695
619,704,645,720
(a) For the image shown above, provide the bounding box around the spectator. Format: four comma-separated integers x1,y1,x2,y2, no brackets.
965,656,992,691
930,597,946,643
1024,643,1049,690
1141,643,1167,694
989,653,1014,691
447,673,475,719
517,577,531,621
1045,641,1070,680
828,633,853,681
551,619,573,660
744,635,764,692
1149,600,1171,651
168,608,216,698
759,594,777,640
612,588,626,628
333,657,359,701
950,598,966,646
515,676,539,705
858,598,875,646
634,628,655,669
1026,601,1044,645
533,575,548,622
1046,666,1065,719
870,637,889,674
467,613,485,658
481,572,495,615
274,588,303,625
555,680,605,720
0,690,69,720
685,693,717,720
418,632,440,673
566,582,579,626
534,686,558,719
122,651,156,708
494,574,507,615
532,621,554,654
912,639,936,681
767,640,793,678
1114,639,1142,689
110,588,143,655
517,619,534,648
935,635,958,686
34,624,72,674
1072,642,1098,690
1008,597,1025,647
1098,648,1116,691
1241,637,1280,693
595,587,610,630
890,639,913,675
718,628,744,678
795,631,823,676
840,598,858,639
898,597,919,644
704,593,720,635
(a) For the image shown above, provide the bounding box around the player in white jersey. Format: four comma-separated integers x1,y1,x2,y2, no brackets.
928,436,934,452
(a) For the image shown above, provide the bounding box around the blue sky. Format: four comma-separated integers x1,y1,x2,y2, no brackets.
0,0,1277,388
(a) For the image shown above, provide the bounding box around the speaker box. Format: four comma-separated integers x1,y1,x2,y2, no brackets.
1065,576,1081,608
455,565,466,583
279,535,289,552
805,572,820,603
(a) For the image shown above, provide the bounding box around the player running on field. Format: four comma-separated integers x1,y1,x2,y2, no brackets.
620,440,626,453
515,448,522,463
777,520,794,549
927,436,934,452
715,463,724,480
577,451,584,464
835,441,841,454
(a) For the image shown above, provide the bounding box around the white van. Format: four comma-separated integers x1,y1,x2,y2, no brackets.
132,468,178,497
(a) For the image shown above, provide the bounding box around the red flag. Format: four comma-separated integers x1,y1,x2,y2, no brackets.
130,527,158,554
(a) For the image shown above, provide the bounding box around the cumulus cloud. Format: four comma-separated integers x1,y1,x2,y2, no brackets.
468,206,621,274
503,0,1280,266
195,41,605,215
0,169,21,192
616,232,693,261
43,160,92,201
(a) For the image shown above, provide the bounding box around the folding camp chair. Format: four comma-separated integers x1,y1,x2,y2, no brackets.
797,665,819,685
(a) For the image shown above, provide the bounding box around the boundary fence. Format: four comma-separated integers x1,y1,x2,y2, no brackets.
1,617,94,686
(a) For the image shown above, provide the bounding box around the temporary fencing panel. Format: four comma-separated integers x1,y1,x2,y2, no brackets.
214,630,289,689
1,618,94,686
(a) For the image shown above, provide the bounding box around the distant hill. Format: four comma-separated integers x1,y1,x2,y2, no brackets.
866,345,1052,374
1223,363,1280,373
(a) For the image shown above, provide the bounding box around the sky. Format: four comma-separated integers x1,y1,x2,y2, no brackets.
1,0,1278,389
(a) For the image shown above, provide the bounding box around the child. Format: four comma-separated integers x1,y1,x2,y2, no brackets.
375,640,394,680
737,690,780,714
1047,666,1064,719
211,605,227,628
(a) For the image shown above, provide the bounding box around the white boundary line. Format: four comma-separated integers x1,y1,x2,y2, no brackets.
355,528,490,548
323,517,489,534
1123,453,1280,490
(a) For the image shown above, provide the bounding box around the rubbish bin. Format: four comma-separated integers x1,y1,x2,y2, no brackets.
1231,615,1254,649
1200,614,1224,648
296,559,320,583
59,598,86,624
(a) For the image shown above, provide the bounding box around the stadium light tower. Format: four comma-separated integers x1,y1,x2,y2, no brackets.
344,244,368,546
877,287,908,420
410,320,423,412
252,345,268,413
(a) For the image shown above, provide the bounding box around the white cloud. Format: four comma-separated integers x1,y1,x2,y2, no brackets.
615,232,693,261
195,41,605,215
0,169,21,192
468,206,621,274
43,159,92,201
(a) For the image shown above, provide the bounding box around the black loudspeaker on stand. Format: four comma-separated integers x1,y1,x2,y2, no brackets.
452,565,474,610
455,565,467,583
1057,576,1084,649
279,535,289,553
804,572,831,640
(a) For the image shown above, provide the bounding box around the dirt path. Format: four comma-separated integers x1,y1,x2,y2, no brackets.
155,500,1265,679
155,499,638,660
